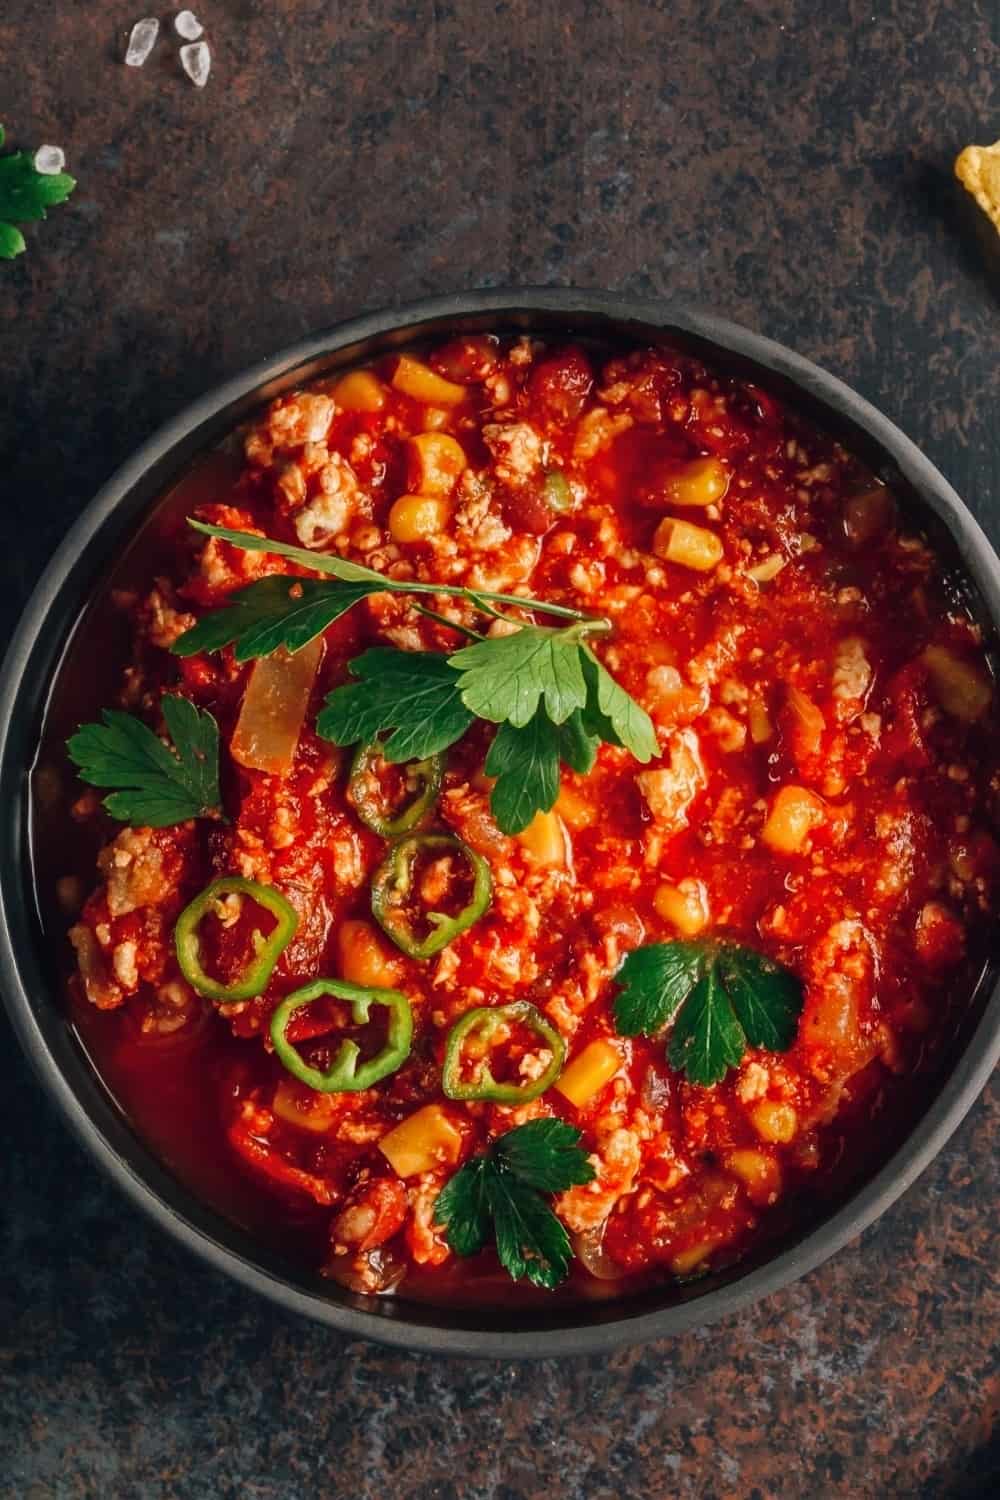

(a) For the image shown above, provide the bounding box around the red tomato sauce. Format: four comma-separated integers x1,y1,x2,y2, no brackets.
44,335,1000,1303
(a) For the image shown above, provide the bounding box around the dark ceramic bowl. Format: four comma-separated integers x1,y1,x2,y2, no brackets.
2,289,999,1358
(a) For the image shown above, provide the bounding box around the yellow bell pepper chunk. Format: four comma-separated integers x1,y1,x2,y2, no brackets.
378,1104,464,1178
408,432,468,497
388,493,453,543
760,785,825,855
272,1079,340,1135
554,1038,620,1108
333,369,387,412
392,355,467,406
516,809,567,866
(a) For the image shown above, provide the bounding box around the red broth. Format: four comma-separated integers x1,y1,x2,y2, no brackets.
37,335,1000,1303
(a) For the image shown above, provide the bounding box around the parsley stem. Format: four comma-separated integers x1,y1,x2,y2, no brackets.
187,519,605,627
393,577,599,624
412,604,485,640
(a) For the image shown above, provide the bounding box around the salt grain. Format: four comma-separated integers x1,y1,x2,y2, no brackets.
180,40,212,87
33,145,66,176
175,10,204,42
125,17,160,67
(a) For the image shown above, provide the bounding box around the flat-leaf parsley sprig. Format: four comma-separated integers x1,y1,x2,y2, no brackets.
614,941,804,1086
435,1118,595,1288
67,695,224,827
0,126,76,260
173,519,659,834
172,519,594,662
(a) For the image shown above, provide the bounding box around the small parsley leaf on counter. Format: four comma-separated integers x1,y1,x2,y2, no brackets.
66,696,224,827
435,1119,594,1289
0,125,76,261
614,941,804,1086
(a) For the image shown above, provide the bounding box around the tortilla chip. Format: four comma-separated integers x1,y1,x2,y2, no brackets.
955,140,1000,233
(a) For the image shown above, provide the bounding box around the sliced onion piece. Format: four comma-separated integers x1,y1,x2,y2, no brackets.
323,1245,406,1296
572,1222,623,1281
231,638,323,777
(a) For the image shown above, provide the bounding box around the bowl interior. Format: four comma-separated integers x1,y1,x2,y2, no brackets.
5,293,1000,1355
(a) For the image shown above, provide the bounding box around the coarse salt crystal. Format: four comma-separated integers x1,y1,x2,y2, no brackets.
179,40,212,88
125,17,160,67
34,145,66,176
175,10,204,42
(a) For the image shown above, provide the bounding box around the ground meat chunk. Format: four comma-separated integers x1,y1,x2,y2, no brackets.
482,422,544,485
636,729,705,832
572,407,633,461
97,827,176,917
68,924,123,1009
555,1126,642,1232
267,392,335,450
292,453,362,547
832,635,873,721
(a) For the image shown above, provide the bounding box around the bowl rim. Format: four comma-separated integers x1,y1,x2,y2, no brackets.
2,286,999,1359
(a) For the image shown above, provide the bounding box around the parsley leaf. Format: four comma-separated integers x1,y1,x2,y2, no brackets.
173,576,375,662
614,940,804,1086
717,946,802,1052
448,625,591,727
433,1155,491,1257
316,648,474,762
667,964,747,1086
580,648,658,763
484,708,600,833
435,1119,594,1289
484,711,561,833
0,126,76,261
487,1174,574,1290
491,1117,596,1192
556,710,600,775
318,646,608,834
614,942,705,1036
66,695,223,827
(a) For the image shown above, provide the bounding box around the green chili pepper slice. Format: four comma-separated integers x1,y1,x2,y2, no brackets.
270,978,413,1093
370,832,491,959
442,1000,566,1103
348,740,444,837
175,876,298,1002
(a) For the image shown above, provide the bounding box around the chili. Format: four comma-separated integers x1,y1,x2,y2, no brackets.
348,740,444,837
442,1001,566,1103
370,832,492,959
269,978,413,1093
175,876,297,1002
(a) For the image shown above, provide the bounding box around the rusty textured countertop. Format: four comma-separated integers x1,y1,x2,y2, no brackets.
1,2,998,1496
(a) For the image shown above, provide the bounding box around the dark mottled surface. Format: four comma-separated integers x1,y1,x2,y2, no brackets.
2,1,999,1495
